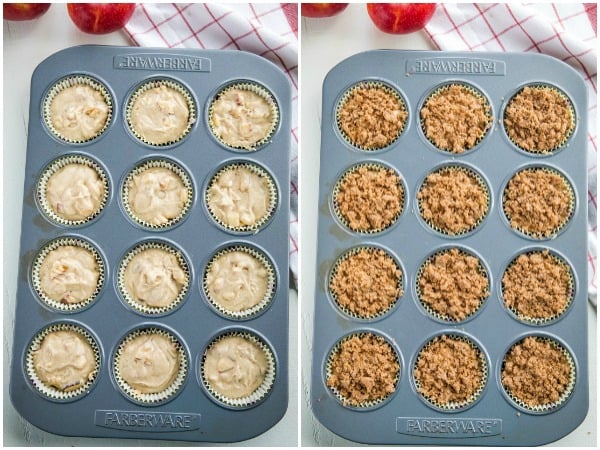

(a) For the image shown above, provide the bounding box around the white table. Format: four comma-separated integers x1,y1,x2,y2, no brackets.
300,4,596,446
3,5,297,446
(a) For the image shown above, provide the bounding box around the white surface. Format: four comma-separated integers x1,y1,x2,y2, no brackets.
299,4,597,446
3,5,297,446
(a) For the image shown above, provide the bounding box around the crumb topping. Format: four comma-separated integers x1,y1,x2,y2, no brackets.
503,168,573,238
330,248,402,318
504,86,574,153
502,251,571,320
502,337,572,407
418,249,489,321
327,334,399,407
338,85,407,150
417,167,488,235
414,335,484,406
335,165,403,232
420,84,491,153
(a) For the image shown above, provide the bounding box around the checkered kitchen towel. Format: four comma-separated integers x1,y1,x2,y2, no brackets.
425,3,597,304
124,3,299,284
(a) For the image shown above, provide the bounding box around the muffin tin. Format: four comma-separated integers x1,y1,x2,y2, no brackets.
311,50,588,445
10,45,291,442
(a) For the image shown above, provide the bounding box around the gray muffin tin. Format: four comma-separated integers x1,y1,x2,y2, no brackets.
10,45,290,442
311,50,588,445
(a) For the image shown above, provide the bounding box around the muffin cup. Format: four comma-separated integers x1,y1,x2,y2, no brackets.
113,327,188,406
501,336,576,414
420,82,492,154
417,165,490,237
121,158,194,230
31,236,105,313
43,75,113,144
117,241,190,316
208,81,279,151
413,333,488,412
501,249,575,326
325,331,400,409
415,247,489,323
503,84,576,154
126,78,196,147
335,80,408,151
37,154,110,227
200,330,276,409
332,162,405,235
205,161,278,234
203,245,276,320
502,166,575,240
328,245,403,320
26,322,101,401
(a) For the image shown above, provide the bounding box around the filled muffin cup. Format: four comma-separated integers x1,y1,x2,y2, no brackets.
43,75,113,144
117,240,191,316
37,154,110,227
121,158,194,231
31,236,105,313
126,78,196,147
113,327,188,406
203,244,276,320
200,330,276,409
26,322,101,402
500,335,576,414
208,81,279,151
335,80,408,151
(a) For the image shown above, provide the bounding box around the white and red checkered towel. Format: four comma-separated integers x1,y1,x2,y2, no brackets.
123,3,299,284
425,3,597,304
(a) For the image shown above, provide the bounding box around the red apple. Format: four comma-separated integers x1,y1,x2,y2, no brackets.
67,3,135,34
367,3,437,34
301,3,349,18
3,3,50,21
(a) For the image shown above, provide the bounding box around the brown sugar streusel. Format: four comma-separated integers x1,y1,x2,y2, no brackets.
502,336,573,408
504,86,574,153
417,167,488,235
337,84,407,150
414,335,484,407
503,168,573,238
502,251,572,321
327,333,399,407
335,165,403,233
418,248,489,321
420,84,491,154
330,248,402,319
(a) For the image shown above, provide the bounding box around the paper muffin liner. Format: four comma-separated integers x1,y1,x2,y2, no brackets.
205,161,278,234
502,166,575,239
113,327,188,406
203,245,276,320
121,158,194,230
332,162,405,235
325,331,400,409
201,330,276,409
43,75,113,144
328,246,403,320
413,334,488,412
420,82,492,154
335,80,408,151
501,250,575,326
503,84,576,154
31,236,105,313
501,336,576,414
208,81,279,151
26,322,101,401
37,154,109,227
117,241,190,316
126,78,196,147
417,165,490,237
